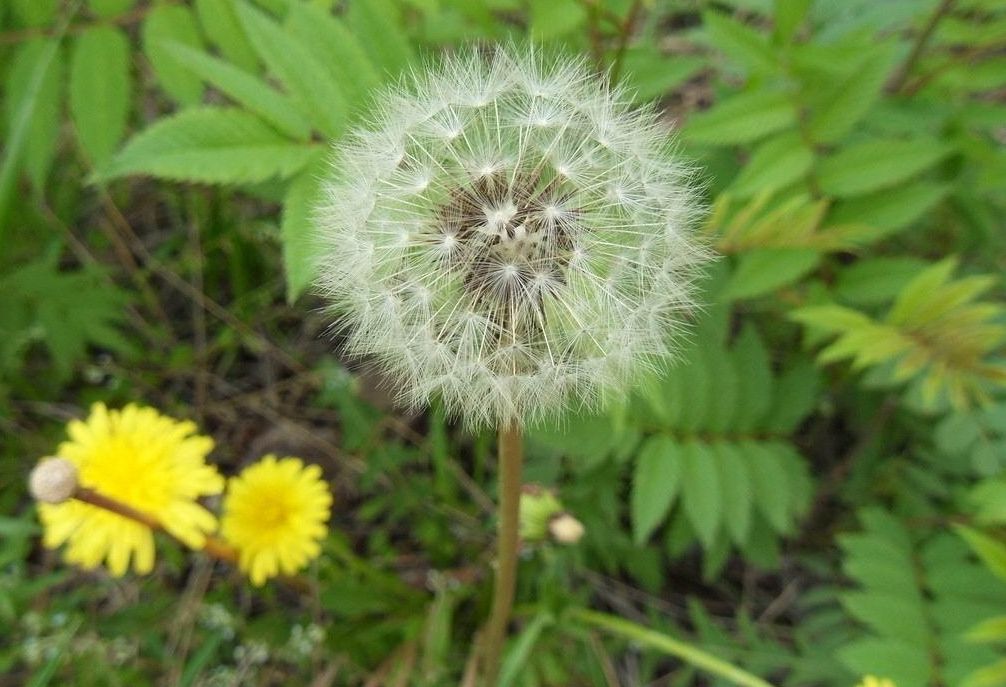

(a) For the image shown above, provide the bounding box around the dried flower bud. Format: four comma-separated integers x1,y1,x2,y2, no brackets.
29,457,79,504
316,45,707,430
548,513,585,544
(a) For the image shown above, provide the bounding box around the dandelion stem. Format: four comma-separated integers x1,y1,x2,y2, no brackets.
74,487,238,563
481,423,524,686
570,608,775,687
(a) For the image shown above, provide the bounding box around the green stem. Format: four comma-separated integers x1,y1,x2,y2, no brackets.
570,608,775,687
480,424,524,686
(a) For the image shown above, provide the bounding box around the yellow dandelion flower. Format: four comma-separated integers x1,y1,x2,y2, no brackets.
856,677,896,687
37,403,224,576
220,455,332,586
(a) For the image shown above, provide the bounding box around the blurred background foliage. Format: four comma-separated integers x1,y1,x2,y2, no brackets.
1,0,1005,684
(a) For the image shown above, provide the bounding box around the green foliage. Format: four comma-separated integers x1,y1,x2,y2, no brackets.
935,401,1006,476
69,26,131,166
234,1,346,138
98,107,322,184
816,138,954,198
537,297,817,580
141,2,205,106
794,258,1006,410
631,316,816,566
161,41,311,140
2,0,1006,684
90,0,394,299
685,90,797,146
1,36,63,217
838,509,1006,686
0,250,134,382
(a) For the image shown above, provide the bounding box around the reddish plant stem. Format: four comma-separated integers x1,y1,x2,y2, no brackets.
74,487,238,563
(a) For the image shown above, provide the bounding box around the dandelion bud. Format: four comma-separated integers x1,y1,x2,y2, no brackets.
519,486,563,542
548,513,585,544
29,457,79,504
316,45,707,430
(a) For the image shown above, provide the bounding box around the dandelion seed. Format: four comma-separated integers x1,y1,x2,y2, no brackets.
316,46,706,430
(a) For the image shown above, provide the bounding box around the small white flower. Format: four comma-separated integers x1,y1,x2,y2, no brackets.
316,45,707,430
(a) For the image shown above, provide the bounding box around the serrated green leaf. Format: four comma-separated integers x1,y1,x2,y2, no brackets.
142,2,205,105
284,2,382,108
621,50,705,101
0,40,53,231
672,341,712,434
838,637,930,686
631,436,683,545
716,443,753,545
681,442,722,549
163,42,310,140
0,254,135,381
729,131,813,197
11,0,57,27
1,37,62,221
964,658,1006,687
346,0,414,77
70,26,131,166
88,0,135,17
723,248,820,300
967,615,1006,643
235,0,346,137
703,10,777,74
838,511,1006,685
699,338,739,434
791,304,874,333
762,357,818,433
843,555,918,596
887,257,993,327
281,163,324,302
842,591,929,645
773,0,811,44
529,0,586,38
99,107,322,184
731,325,772,432
747,442,791,533
973,478,1006,527
818,138,954,198
957,526,1006,584
685,90,796,146
194,0,258,72
834,257,929,306
806,43,898,143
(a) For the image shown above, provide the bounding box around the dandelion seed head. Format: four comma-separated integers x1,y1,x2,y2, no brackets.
29,457,79,504
316,45,708,430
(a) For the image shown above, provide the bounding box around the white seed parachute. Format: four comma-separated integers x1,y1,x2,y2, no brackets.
316,45,708,430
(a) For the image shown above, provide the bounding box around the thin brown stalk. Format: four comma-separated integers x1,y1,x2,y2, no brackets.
886,0,956,94
609,0,644,86
74,487,238,563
